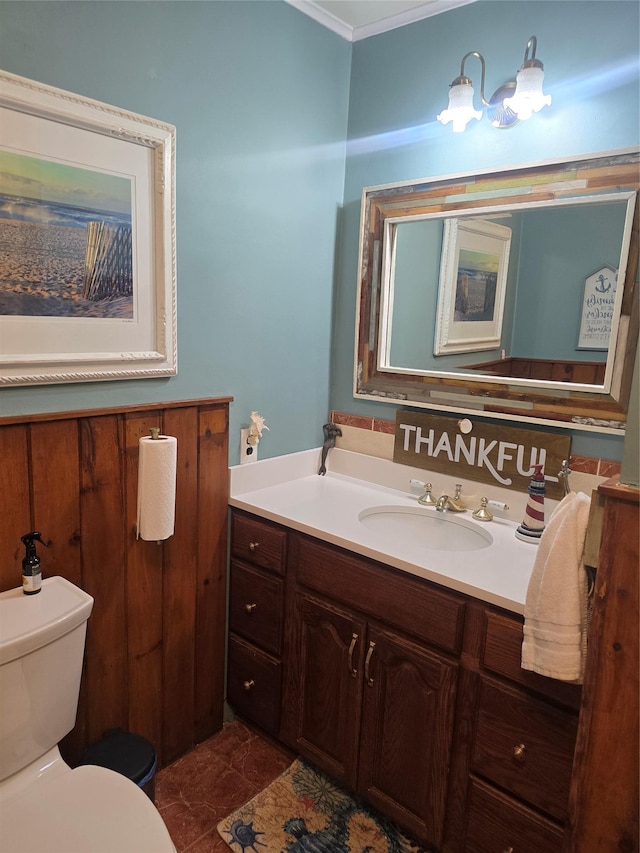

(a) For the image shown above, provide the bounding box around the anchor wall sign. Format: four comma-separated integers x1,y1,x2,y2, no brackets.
577,265,618,351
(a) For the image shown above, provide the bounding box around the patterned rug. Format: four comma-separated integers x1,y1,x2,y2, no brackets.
217,758,432,852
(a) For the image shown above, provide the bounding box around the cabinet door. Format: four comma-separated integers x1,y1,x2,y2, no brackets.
358,623,458,849
289,591,366,790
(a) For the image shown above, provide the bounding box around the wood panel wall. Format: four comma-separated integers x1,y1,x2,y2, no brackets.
565,479,639,852
0,397,231,769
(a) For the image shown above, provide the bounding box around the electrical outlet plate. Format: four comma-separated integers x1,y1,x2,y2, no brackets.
240,428,257,464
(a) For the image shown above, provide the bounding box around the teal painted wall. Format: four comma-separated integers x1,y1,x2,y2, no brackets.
512,203,626,361
0,1,351,462
333,0,639,461
0,1,638,465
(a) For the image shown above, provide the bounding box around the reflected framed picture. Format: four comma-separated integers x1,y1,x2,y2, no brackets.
0,71,176,386
434,218,511,355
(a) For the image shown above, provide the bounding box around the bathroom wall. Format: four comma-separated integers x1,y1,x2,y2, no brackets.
0,0,351,461
0,1,638,468
512,203,627,362
0,399,230,767
331,0,639,464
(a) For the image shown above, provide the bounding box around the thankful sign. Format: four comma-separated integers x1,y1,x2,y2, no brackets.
394,411,571,500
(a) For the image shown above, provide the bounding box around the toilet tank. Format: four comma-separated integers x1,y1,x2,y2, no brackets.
0,577,94,782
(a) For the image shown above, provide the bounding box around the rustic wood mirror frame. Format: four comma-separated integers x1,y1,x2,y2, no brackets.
354,150,639,434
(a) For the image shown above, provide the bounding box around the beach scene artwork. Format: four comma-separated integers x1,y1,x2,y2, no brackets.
454,248,499,323
0,149,134,319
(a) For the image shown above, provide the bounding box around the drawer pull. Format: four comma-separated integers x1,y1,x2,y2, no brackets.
512,743,526,762
243,679,255,692
348,633,359,677
248,541,259,552
502,848,514,853
365,641,376,687
245,603,257,614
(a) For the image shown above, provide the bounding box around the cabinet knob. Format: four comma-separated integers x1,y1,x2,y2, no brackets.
512,743,526,762
502,848,514,853
248,541,259,552
243,679,255,692
245,603,257,614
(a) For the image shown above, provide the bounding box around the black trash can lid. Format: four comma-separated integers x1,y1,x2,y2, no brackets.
79,728,156,784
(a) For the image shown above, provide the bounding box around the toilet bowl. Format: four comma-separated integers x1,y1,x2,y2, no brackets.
0,577,176,853
1,762,176,853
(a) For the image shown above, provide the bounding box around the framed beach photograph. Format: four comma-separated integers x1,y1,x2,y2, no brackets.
434,218,511,356
0,71,176,386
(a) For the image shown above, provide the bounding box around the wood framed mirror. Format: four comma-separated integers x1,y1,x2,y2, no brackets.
354,149,639,434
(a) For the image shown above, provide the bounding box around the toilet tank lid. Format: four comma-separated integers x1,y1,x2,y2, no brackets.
0,577,94,666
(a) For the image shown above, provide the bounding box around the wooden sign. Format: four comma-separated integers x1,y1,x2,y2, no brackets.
577,265,617,351
394,411,571,500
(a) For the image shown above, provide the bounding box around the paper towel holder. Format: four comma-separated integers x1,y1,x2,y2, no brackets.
139,427,174,544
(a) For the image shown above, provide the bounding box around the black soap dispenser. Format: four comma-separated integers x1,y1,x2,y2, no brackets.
21,531,47,595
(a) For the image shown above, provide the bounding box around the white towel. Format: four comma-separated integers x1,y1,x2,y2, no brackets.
521,491,592,683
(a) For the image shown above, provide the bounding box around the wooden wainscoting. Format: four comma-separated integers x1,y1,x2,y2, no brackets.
0,397,231,768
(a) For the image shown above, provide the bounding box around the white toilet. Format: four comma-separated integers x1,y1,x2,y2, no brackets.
0,576,176,853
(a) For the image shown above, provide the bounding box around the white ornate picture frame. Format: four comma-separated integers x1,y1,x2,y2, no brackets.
0,71,176,386
434,218,511,356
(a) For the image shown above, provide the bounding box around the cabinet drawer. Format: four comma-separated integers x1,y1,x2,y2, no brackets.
472,679,577,821
232,513,286,574
229,560,283,654
465,778,563,853
294,535,465,654
227,634,281,735
482,610,581,710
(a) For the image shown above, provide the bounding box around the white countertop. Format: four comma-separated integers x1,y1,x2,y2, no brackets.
229,448,546,615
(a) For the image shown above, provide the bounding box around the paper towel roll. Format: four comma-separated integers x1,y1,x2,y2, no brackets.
137,434,177,541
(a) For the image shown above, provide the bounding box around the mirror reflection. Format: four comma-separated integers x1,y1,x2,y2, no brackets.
382,198,629,385
355,150,639,432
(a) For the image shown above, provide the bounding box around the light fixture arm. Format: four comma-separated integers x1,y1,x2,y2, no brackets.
521,35,543,70
456,51,490,107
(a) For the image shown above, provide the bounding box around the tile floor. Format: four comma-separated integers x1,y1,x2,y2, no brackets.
155,719,294,852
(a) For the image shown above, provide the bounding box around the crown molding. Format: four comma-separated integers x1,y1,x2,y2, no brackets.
286,0,477,42
286,0,353,40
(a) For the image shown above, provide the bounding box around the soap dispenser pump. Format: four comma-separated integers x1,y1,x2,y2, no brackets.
21,531,47,595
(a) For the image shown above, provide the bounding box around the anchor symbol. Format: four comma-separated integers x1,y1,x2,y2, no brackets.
594,273,612,293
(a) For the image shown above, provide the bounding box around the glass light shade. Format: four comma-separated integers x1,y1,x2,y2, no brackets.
437,83,482,133
503,66,552,120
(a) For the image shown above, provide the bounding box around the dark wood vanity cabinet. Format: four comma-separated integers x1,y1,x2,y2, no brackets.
282,537,458,845
227,509,581,851
455,608,581,853
227,513,286,735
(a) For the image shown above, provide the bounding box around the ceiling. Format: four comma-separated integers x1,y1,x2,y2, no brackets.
286,0,476,41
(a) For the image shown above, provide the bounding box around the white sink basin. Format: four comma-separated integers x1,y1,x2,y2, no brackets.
358,505,493,552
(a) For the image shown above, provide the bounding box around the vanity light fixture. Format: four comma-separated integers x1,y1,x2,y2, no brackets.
437,35,551,132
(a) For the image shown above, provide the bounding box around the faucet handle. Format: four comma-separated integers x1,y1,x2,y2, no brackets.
472,497,494,522
417,483,437,505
